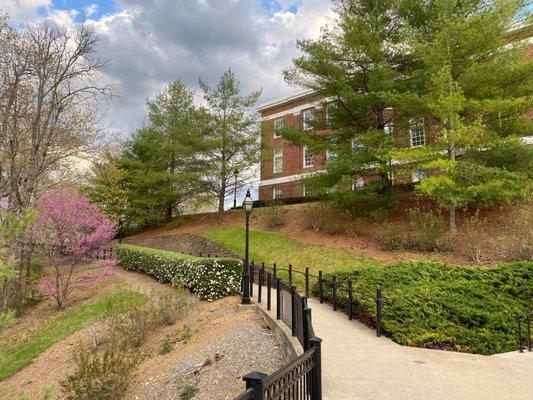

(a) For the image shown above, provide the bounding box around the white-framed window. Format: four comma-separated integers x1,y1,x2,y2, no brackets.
303,109,314,130
384,122,394,135
303,184,313,197
303,146,314,168
274,118,284,138
326,149,336,162
351,140,364,153
412,170,427,183
352,178,364,190
273,187,282,200
273,148,283,174
410,118,425,147
325,104,333,125
387,171,395,185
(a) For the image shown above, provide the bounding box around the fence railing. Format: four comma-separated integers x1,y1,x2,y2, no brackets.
233,262,322,400
516,311,532,353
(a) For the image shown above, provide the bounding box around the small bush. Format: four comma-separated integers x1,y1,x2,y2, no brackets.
344,217,368,237
61,340,139,400
152,290,193,326
111,306,154,348
452,211,490,262
302,202,330,231
373,222,409,250
159,338,173,355
179,327,192,344
262,202,287,228
180,385,199,400
116,245,242,301
0,310,15,330
165,218,183,230
503,204,533,261
407,208,446,251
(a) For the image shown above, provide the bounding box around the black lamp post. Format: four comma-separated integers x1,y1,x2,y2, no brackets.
118,213,125,244
241,189,253,305
233,169,238,209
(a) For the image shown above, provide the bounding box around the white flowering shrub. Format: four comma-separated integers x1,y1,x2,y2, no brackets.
116,244,243,301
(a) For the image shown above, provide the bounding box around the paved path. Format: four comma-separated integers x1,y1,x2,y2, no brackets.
251,284,533,400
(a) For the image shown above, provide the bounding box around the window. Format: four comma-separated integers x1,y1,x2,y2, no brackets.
273,188,282,200
273,148,283,174
303,109,314,130
410,118,425,147
303,184,313,197
325,105,333,125
326,149,336,162
384,122,394,135
303,146,314,168
274,119,284,138
352,178,364,190
412,170,427,183
387,171,395,185
351,140,364,152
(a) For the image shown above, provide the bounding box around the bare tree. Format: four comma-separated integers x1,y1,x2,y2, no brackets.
0,14,113,305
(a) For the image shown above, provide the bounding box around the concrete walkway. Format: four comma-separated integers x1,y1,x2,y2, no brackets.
250,284,533,400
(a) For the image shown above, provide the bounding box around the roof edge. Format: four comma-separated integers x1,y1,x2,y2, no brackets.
257,89,316,112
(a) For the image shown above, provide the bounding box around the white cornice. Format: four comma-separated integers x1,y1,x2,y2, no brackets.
257,89,317,112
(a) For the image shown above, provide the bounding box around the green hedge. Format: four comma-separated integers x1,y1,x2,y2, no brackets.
116,244,243,301
313,261,533,355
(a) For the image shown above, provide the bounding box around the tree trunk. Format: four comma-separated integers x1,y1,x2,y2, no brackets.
449,206,457,234
166,204,173,222
218,181,226,213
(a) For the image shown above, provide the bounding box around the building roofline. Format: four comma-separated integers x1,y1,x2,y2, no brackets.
257,89,316,112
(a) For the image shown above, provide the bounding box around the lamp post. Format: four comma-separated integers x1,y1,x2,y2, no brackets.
233,169,238,209
242,189,253,305
118,213,125,244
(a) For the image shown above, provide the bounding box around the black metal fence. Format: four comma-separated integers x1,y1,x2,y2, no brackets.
248,261,384,338
233,263,322,400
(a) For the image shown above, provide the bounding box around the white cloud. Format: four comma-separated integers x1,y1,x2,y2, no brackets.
2,0,334,134
0,0,51,21
83,3,98,18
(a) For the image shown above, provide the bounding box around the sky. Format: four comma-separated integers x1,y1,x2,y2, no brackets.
0,0,334,137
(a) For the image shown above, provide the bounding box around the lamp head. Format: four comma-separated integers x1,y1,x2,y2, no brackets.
243,189,253,213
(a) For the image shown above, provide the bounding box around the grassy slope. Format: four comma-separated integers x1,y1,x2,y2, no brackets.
200,227,381,277
0,290,146,381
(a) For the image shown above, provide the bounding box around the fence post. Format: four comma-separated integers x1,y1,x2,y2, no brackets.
348,281,353,320
516,315,524,353
258,266,263,304
291,285,296,337
267,272,272,311
376,288,382,337
243,372,268,400
273,263,277,279
318,271,323,304
309,337,322,400
250,261,255,298
305,267,310,298
303,298,310,351
332,276,337,312
276,278,281,320
288,264,293,286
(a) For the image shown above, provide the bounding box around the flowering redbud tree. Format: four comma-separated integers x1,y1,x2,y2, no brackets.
32,188,116,308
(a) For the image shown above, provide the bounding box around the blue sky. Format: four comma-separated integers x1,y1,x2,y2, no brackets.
47,0,119,20
45,0,301,21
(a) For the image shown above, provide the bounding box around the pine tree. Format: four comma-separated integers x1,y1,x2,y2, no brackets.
199,69,261,212
394,0,533,231
283,0,417,213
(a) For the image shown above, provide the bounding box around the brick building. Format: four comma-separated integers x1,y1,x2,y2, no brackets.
257,24,532,202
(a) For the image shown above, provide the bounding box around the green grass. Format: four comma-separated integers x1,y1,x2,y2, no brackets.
200,227,380,283
0,290,147,381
